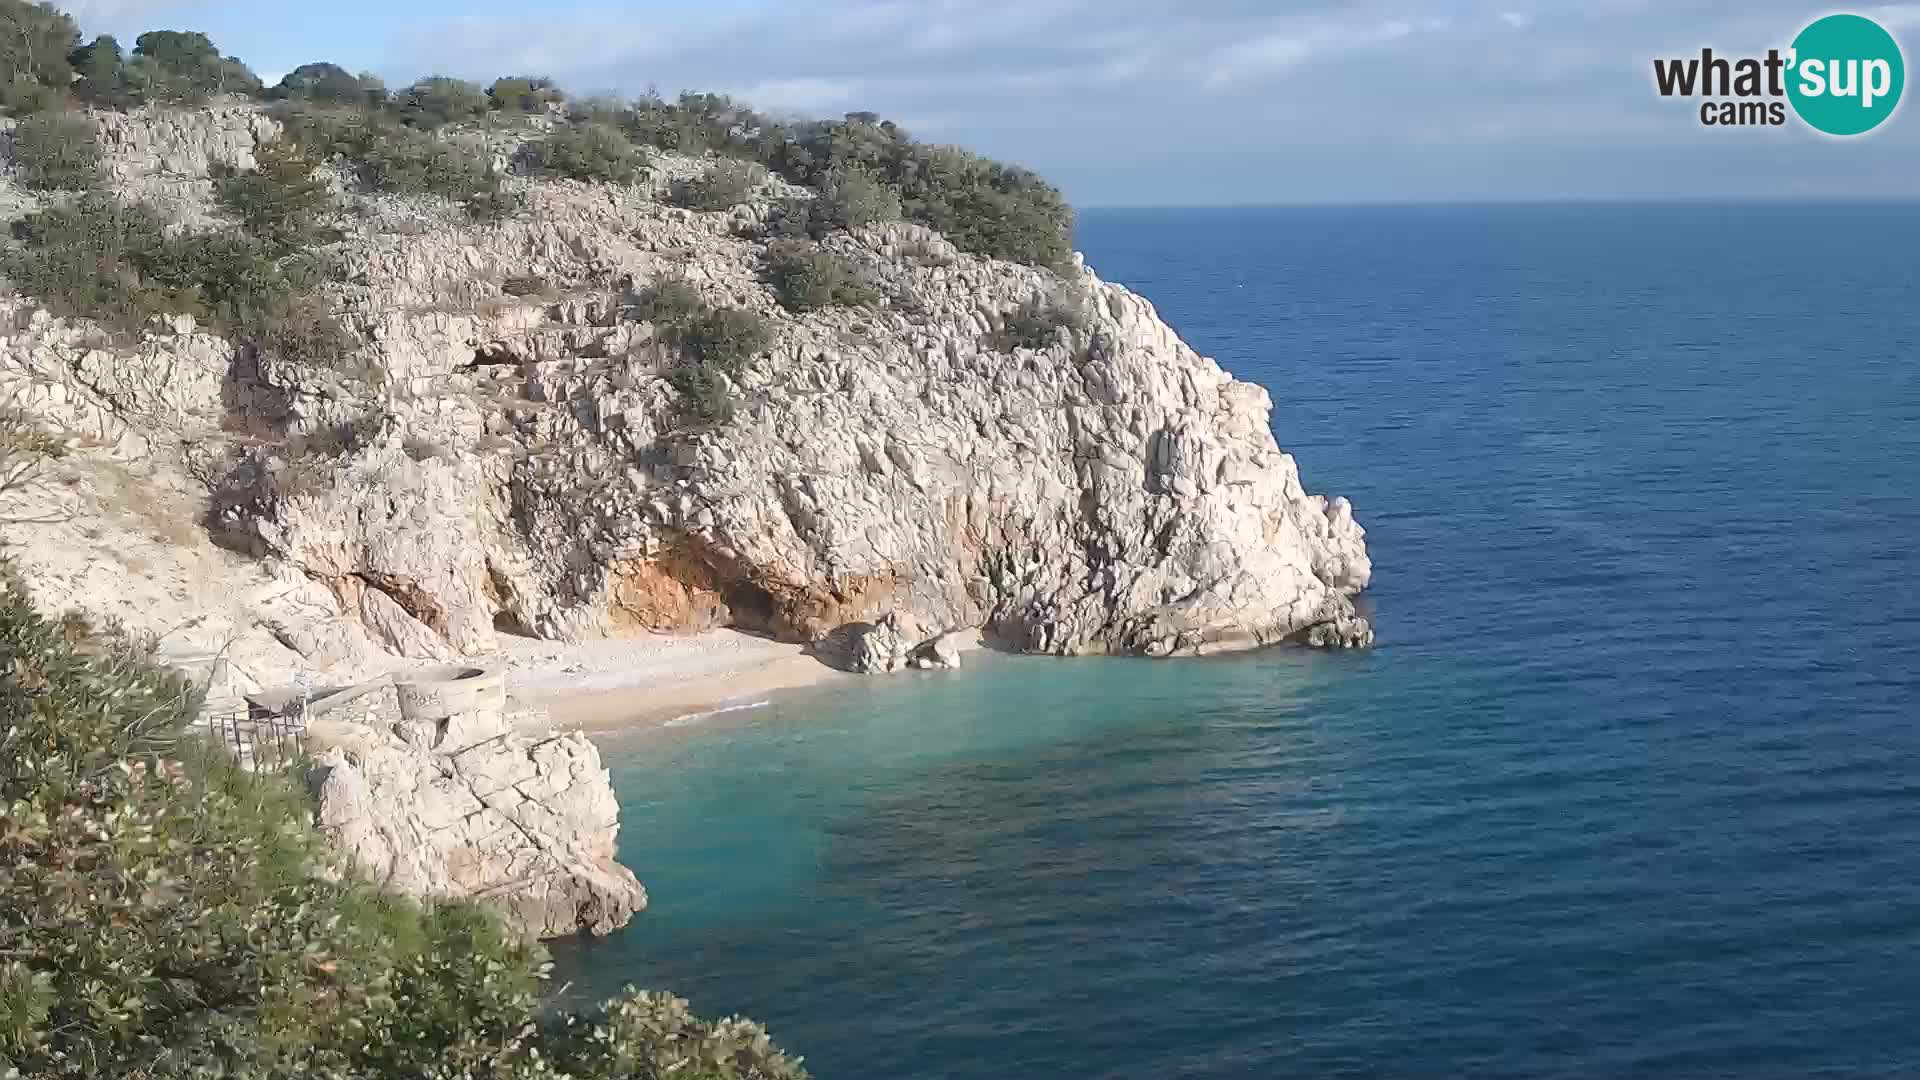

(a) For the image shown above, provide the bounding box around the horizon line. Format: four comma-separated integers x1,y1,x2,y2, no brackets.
1076,194,1920,212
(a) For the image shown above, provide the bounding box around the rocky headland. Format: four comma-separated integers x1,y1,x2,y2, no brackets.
0,98,1371,936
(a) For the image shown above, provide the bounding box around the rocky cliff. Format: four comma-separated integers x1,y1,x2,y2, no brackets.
3,104,1371,681
1,101,1370,925
136,110,1362,660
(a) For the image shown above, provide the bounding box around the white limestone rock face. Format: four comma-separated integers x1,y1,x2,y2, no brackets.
1,102,1373,690
305,716,646,939
220,208,1375,664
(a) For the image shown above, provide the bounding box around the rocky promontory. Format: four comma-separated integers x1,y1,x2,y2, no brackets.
0,96,1371,933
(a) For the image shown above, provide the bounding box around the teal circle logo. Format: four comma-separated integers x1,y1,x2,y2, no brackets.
1788,14,1905,135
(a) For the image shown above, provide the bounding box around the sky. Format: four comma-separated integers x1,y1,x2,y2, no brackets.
60,0,1920,207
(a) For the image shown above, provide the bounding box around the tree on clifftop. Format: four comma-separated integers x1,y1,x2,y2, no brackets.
0,0,80,114
489,74,564,113
395,75,488,128
126,29,262,102
272,61,386,107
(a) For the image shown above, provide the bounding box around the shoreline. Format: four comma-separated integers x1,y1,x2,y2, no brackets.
491,629,851,735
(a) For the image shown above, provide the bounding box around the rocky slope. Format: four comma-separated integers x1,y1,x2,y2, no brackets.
2,103,1371,686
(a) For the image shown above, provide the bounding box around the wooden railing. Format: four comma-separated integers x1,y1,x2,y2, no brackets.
202,704,308,771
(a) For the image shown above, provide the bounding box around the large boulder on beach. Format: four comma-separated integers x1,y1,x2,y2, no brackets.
303,685,645,939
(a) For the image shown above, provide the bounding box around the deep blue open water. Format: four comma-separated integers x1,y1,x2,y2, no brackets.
552,203,1920,1078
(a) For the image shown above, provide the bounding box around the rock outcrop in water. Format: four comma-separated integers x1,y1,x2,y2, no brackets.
302,672,645,939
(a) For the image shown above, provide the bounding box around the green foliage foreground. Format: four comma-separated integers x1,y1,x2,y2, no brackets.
0,575,807,1079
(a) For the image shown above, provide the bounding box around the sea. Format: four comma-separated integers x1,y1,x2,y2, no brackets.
549,203,1920,1078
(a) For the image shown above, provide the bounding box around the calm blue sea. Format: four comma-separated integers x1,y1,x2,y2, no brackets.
551,203,1920,1078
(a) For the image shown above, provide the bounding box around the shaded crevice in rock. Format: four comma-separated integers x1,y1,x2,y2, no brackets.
467,342,523,368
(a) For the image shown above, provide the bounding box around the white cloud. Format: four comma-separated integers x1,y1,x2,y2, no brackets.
367,0,1920,204
1203,13,1449,88
720,78,862,114
61,0,186,19
1863,4,1920,30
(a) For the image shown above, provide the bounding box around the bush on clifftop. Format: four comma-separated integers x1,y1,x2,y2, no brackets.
5,1,1075,272
270,62,386,107
121,30,263,103
394,75,488,129
0,568,808,1079
760,114,1073,272
676,159,765,211
272,102,508,217
489,75,564,113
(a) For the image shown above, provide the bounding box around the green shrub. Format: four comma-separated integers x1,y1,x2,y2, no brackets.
395,75,487,128
463,182,523,223
360,128,495,201
565,94,628,128
0,408,66,522
269,102,383,159
273,102,504,214
990,289,1090,352
1,73,60,115
764,115,1072,271
817,167,900,232
677,159,763,211
523,121,643,184
5,195,186,331
0,574,808,1079
0,0,79,115
633,280,773,424
4,194,355,368
488,75,562,113
620,91,760,156
674,305,775,372
580,96,1072,270
762,240,877,313
545,989,808,1080
502,274,554,298
217,136,336,250
632,278,705,327
9,110,99,190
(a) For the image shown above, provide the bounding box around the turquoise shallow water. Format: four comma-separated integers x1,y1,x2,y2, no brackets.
552,203,1920,1078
